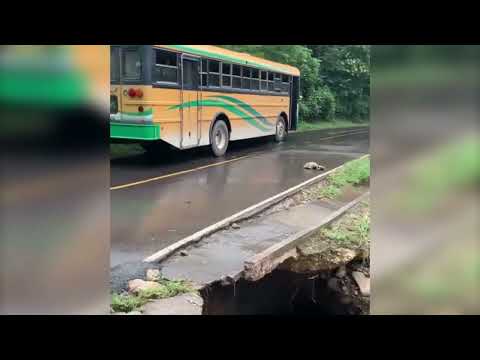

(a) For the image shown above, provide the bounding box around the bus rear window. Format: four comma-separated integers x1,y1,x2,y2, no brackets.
110,47,120,82
122,48,142,80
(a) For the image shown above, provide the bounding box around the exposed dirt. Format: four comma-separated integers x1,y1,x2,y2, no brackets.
284,199,370,274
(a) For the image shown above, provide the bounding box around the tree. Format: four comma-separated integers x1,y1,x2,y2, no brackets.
219,45,370,122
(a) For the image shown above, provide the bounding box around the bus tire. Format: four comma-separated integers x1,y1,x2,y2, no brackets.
274,116,287,142
210,120,229,157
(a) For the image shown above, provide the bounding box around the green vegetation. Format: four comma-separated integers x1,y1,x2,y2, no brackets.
320,156,370,199
138,279,193,300
111,278,194,313
111,293,147,313
220,45,370,123
297,119,368,132
395,135,479,213
321,201,370,248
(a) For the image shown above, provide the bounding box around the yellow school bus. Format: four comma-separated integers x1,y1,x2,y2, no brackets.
110,45,300,156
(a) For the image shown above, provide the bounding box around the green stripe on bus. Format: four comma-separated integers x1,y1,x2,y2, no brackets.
169,99,272,132
110,122,160,140
207,95,273,127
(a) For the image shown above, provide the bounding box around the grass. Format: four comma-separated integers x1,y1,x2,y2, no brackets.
319,156,370,199
321,202,370,248
297,119,369,133
111,278,194,313
138,279,193,300
111,293,147,313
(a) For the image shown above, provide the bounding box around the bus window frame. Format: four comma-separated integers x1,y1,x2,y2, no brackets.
122,46,143,82
221,62,232,88
207,59,221,88
148,47,292,96
152,48,180,86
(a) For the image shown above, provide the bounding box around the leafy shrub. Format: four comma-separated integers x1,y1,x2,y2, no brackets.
300,86,336,122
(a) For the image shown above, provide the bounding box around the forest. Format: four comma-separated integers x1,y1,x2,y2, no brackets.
220,45,370,125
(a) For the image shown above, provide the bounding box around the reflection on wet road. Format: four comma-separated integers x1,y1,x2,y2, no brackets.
111,128,369,268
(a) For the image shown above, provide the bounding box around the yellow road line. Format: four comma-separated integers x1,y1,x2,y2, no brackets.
110,155,251,190
111,129,368,191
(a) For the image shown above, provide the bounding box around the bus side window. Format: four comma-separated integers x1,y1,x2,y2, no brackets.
268,72,274,91
201,59,208,87
273,73,283,92
221,62,232,87
282,74,290,93
153,49,178,84
260,71,268,91
232,64,242,89
251,68,260,90
208,60,220,87
242,67,251,90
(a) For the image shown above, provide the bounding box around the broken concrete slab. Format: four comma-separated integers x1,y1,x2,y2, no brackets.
142,293,204,315
246,193,368,280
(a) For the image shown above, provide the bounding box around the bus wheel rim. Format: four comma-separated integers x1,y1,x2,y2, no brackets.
215,129,225,149
277,120,285,138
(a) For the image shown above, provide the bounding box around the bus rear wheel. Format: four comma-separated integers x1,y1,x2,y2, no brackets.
275,116,287,142
210,120,229,157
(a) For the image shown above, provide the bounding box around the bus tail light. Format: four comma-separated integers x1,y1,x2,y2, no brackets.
135,89,143,98
128,88,137,98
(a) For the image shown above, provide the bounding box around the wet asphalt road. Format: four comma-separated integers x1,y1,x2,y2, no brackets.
111,127,369,268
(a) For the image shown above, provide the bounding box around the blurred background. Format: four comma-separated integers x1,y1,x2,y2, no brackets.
370,45,479,314
0,46,110,314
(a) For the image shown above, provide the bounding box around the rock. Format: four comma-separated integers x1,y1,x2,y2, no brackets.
304,162,325,171
146,269,161,282
352,271,370,296
336,266,347,278
232,223,241,229
179,250,188,257
128,279,162,294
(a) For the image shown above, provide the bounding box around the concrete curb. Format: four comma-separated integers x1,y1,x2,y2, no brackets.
144,154,370,264
243,191,370,282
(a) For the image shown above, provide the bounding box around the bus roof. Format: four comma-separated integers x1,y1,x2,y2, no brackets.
158,45,301,77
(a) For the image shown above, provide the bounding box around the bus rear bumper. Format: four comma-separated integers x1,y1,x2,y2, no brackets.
110,122,160,141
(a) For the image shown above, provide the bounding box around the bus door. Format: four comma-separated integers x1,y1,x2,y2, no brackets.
110,46,122,120
180,55,200,148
